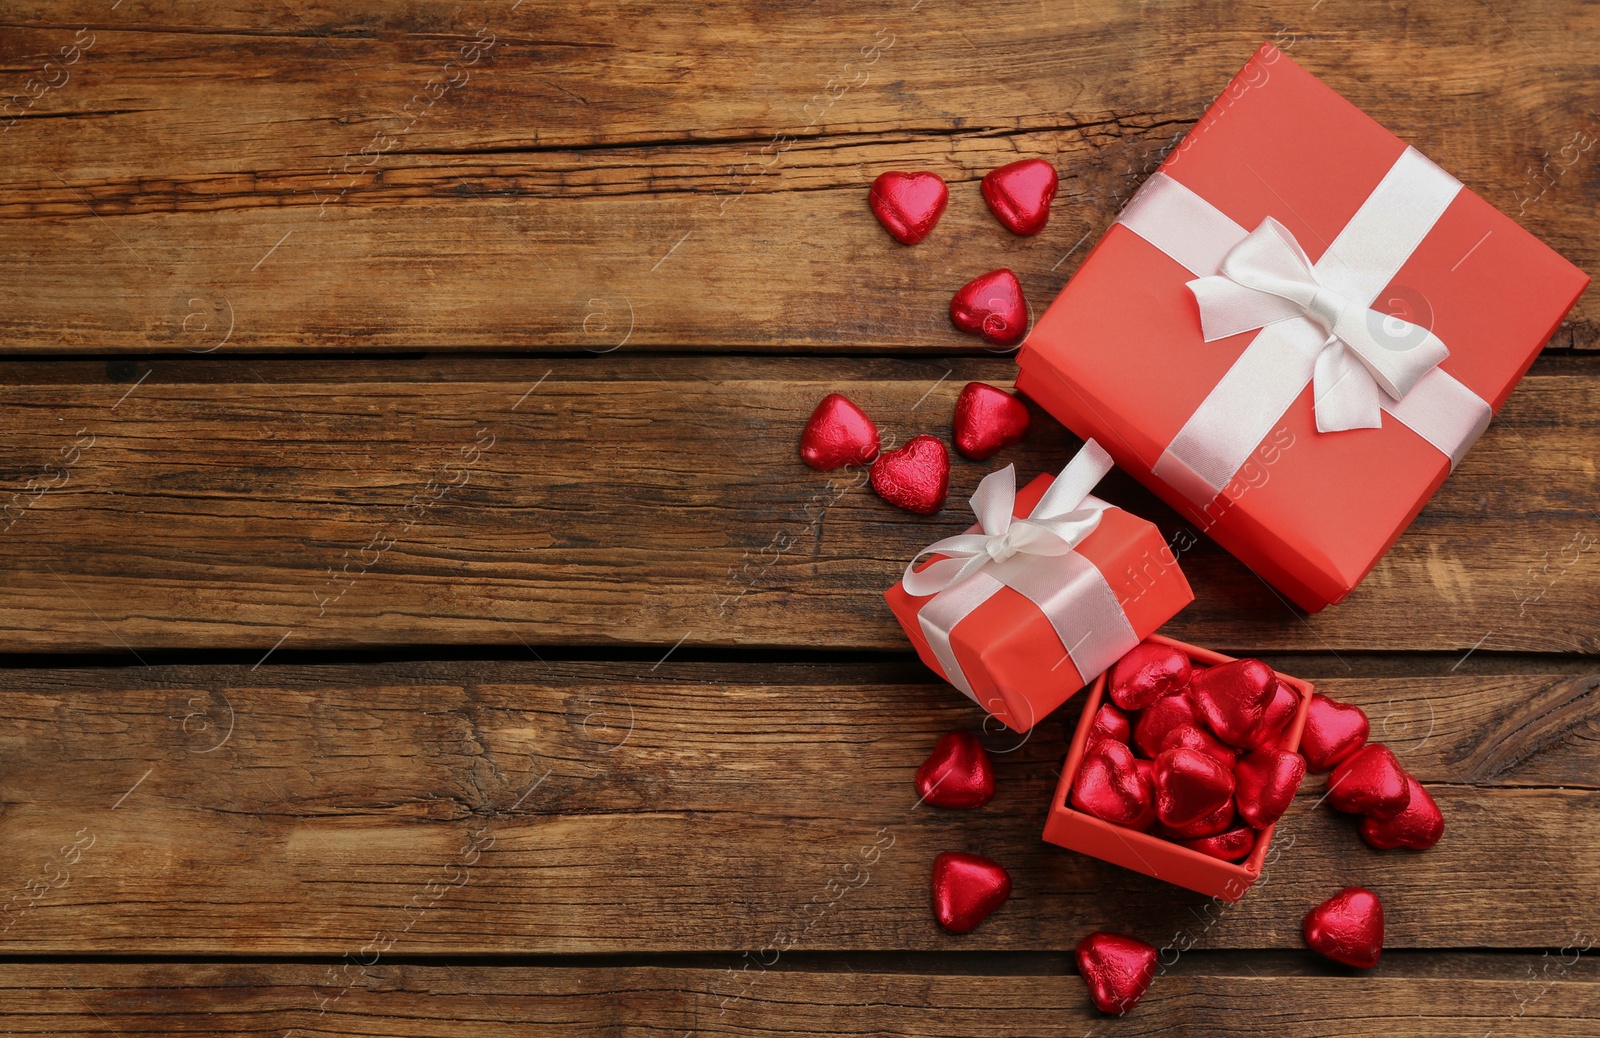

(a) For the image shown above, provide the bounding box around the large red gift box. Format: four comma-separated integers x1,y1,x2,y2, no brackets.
1017,43,1590,612
885,442,1192,732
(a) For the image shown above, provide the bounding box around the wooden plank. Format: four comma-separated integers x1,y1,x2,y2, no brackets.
0,661,1593,953
0,1,1595,351
2,956,1597,1037
0,358,1593,653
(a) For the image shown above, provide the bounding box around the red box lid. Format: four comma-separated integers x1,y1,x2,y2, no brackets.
1018,43,1590,611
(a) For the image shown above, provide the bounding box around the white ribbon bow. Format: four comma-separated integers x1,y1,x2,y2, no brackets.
901,439,1115,598
1186,217,1450,433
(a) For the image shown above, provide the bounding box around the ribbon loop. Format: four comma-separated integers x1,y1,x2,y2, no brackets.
901,439,1115,599
1115,150,1487,503
1185,215,1451,432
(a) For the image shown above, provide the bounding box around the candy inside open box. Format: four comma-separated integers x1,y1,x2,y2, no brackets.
1043,635,1313,902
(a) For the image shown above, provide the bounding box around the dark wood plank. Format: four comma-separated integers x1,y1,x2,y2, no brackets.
0,1,1595,351
2,955,1598,1036
0,358,1593,653
0,661,1593,953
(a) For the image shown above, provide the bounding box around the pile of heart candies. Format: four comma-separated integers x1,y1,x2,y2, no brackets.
799,381,1028,515
870,159,1054,348
794,159,1061,515
916,638,1444,1015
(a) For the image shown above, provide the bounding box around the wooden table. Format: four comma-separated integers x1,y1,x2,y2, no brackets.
2,2,1597,1032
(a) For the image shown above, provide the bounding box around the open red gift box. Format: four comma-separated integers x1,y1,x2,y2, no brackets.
885,443,1192,733
1017,43,1590,612
1043,635,1313,901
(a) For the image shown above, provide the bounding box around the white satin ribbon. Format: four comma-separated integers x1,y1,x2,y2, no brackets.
1115,149,1494,503
903,439,1139,706
1190,216,1451,432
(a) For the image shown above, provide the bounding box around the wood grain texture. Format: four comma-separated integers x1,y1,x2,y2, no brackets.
0,1,1595,351
1,661,1593,953
0,358,1593,654
1,3,1597,1026
2,956,1597,1037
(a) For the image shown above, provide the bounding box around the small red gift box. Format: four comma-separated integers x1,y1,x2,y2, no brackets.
885,441,1193,732
1043,635,1313,901
1017,44,1590,612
